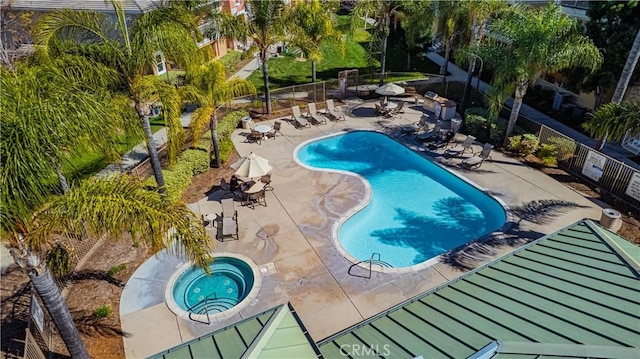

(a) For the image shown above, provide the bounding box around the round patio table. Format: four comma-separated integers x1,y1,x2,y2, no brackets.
255,124,272,134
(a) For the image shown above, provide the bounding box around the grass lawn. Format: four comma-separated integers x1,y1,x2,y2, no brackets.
247,14,441,91
63,115,165,180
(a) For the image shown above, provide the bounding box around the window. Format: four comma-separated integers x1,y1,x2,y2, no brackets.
154,52,166,75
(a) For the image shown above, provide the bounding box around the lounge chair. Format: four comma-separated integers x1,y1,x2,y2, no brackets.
325,99,345,121
307,103,327,125
416,122,442,143
391,100,404,115
291,106,311,129
428,130,455,151
444,135,476,157
413,115,431,131
461,143,493,169
214,198,238,241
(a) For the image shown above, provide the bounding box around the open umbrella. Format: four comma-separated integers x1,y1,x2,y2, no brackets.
375,83,405,104
375,83,405,96
231,152,273,179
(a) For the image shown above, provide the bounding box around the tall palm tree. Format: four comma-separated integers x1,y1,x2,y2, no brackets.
582,101,640,143
459,0,508,108
4,176,213,359
351,0,406,85
612,28,640,104
400,0,435,71
436,0,464,80
211,0,286,114
480,4,602,146
288,0,344,83
35,3,203,194
188,61,256,168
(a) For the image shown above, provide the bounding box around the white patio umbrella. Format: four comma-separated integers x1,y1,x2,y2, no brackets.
231,152,273,179
375,83,405,104
375,83,405,96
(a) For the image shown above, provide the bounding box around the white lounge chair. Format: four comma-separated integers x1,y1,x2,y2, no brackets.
461,143,493,169
307,103,327,125
325,99,345,121
291,106,311,129
445,135,476,157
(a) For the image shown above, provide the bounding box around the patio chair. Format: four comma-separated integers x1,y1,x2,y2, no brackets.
221,198,236,219
268,121,283,139
260,174,273,191
214,213,238,241
444,135,476,158
325,99,345,121
412,115,431,131
415,122,442,143
248,129,263,144
307,103,327,125
291,106,311,129
461,143,493,169
428,130,455,151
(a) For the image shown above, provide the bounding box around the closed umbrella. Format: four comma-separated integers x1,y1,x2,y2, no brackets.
231,152,273,179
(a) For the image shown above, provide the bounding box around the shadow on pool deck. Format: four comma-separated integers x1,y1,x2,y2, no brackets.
119,99,604,358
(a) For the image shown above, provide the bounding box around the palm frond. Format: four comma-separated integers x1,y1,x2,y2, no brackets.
27,175,213,269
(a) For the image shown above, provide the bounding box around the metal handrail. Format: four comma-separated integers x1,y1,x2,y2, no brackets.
348,252,390,278
187,293,237,324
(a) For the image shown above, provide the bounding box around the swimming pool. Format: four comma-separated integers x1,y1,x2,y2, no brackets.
165,254,261,321
296,131,506,268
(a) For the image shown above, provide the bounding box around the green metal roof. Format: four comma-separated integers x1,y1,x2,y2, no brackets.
318,220,640,359
149,303,321,359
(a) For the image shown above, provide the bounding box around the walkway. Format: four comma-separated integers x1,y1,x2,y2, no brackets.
425,52,640,170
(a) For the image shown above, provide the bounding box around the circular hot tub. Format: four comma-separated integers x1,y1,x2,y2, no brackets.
165,253,261,321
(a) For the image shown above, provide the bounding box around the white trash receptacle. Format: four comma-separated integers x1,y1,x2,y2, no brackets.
241,116,253,129
600,208,622,232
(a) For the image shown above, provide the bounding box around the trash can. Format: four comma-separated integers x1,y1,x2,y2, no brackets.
450,118,462,133
600,208,622,232
241,116,253,129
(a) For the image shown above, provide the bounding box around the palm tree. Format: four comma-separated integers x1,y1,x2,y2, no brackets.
288,0,344,83
351,0,407,85
459,0,508,108
188,61,256,168
436,0,464,80
480,4,602,146
4,176,213,359
1,59,136,225
400,0,435,71
612,28,640,104
212,0,286,114
35,3,203,194
582,101,640,143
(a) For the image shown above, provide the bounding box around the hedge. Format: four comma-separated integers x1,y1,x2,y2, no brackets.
146,148,209,202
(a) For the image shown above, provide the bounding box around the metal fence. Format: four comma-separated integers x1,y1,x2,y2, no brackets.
536,125,640,211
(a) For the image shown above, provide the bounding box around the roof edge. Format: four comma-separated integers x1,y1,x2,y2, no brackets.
584,220,640,275
498,341,639,359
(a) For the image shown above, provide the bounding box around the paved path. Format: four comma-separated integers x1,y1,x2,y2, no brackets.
425,52,640,170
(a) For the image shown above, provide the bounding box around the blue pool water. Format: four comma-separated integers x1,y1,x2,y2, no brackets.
172,257,254,314
297,131,506,267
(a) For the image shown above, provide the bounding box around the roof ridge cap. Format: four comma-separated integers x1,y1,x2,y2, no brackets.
241,304,288,358
584,219,640,275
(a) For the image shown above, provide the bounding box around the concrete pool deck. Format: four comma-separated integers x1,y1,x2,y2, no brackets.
120,100,604,358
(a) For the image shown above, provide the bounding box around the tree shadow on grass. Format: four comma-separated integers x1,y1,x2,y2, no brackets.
441,199,587,271
71,309,129,338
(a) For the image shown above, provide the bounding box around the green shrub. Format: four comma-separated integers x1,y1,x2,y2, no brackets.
507,135,522,152
547,136,576,161
463,114,491,143
218,51,242,74
489,117,508,144
107,264,126,276
507,134,540,156
219,138,235,164
176,149,209,175
218,110,248,139
93,305,112,319
520,134,540,155
46,245,73,277
537,144,558,167
464,107,491,119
